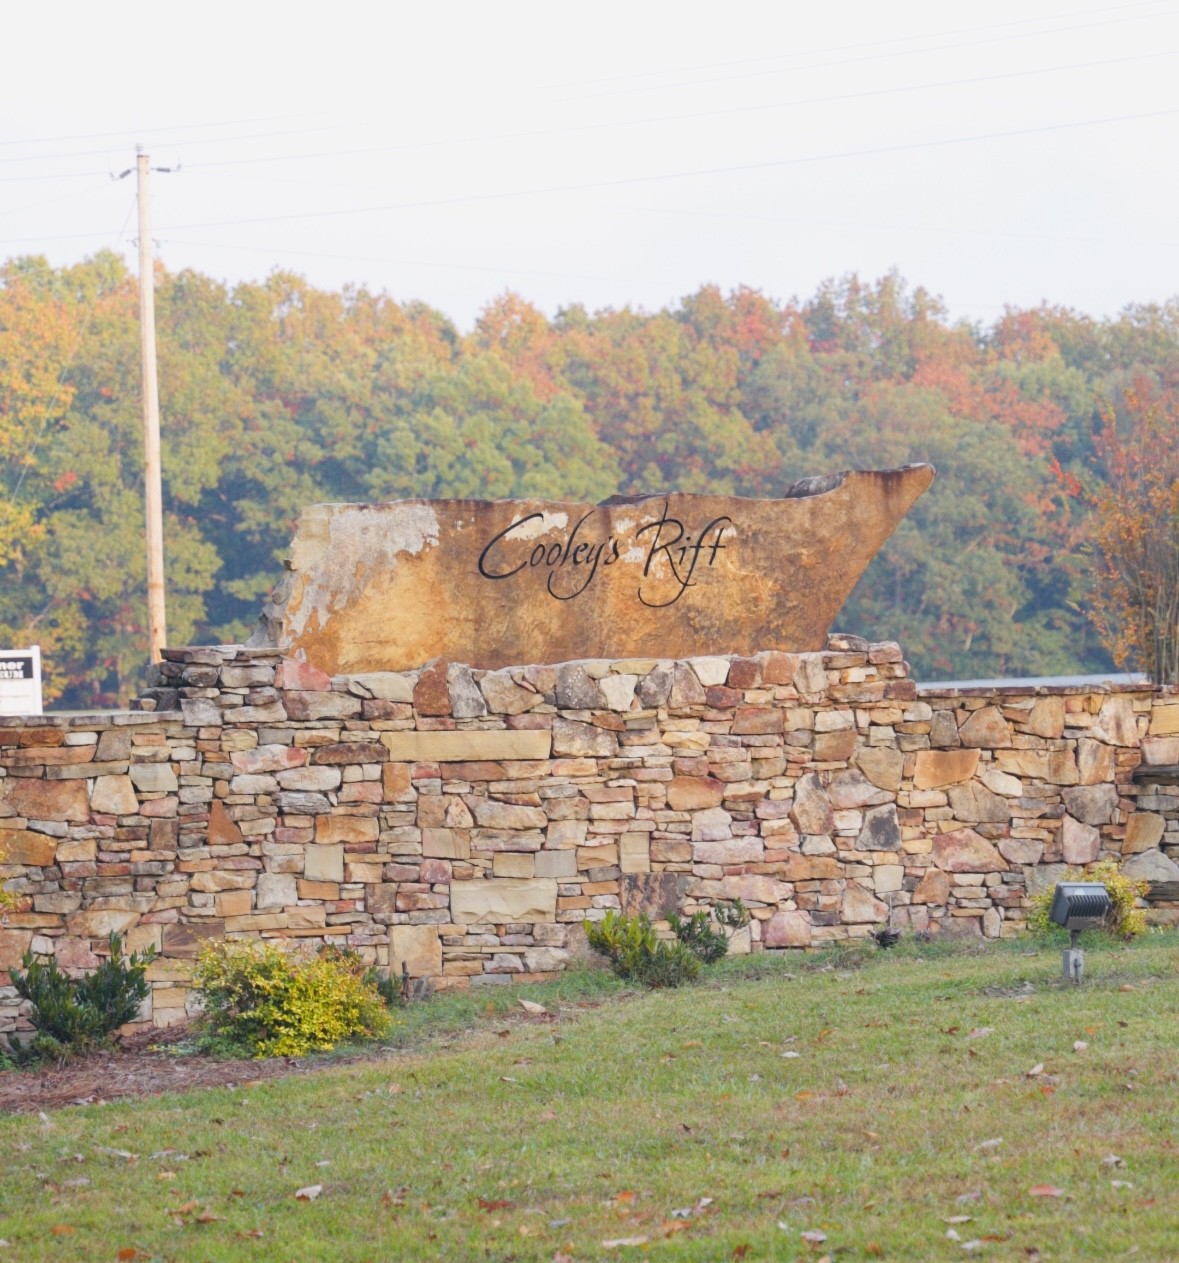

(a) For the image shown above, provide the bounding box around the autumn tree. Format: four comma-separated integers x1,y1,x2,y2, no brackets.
1080,383,1179,683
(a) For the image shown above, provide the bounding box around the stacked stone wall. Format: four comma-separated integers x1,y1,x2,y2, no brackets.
1,637,1176,1031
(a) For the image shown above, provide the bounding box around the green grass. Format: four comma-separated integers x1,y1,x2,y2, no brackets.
2,934,1178,1261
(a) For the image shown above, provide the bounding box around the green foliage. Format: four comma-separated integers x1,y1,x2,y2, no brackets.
1026,859,1149,940
13,261,1179,700
192,940,392,1058
8,932,154,1061
667,900,750,965
583,911,702,988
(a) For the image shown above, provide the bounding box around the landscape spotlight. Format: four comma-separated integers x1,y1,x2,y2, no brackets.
1048,882,1110,983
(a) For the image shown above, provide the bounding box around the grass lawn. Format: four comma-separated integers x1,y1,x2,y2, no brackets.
1,933,1177,1261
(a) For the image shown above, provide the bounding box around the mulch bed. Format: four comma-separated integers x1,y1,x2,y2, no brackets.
0,1026,323,1114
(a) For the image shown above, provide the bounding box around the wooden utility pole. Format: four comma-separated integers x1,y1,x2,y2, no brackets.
136,148,167,662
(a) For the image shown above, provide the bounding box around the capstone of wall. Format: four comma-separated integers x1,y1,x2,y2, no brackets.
1,636,1176,1031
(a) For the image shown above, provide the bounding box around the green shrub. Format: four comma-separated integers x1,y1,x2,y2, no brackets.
1026,859,1149,940
9,932,155,1061
583,911,702,987
668,899,750,964
193,940,392,1058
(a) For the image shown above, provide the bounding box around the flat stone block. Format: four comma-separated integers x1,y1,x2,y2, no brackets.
305,843,345,882
380,729,551,763
450,878,558,924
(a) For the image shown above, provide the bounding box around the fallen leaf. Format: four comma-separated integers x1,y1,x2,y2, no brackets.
602,1237,648,1248
1119,984,1135,992
781,1050,801,1059
974,1138,1003,1151
171,1200,199,1215
863,1130,881,1142
733,1246,752,1259
294,1184,323,1201
479,1197,514,1211
1111,1180,1134,1190
237,1229,265,1239
961,1240,983,1253
117,1250,141,1262
967,1027,994,1040
500,1076,518,1084
195,1210,224,1224
1072,1041,1088,1053
944,1215,974,1224
1101,1154,1125,1168
1026,1063,1044,1078
613,1190,637,1204
49,1227,75,1237
1028,1185,1065,1198
794,1090,814,1101
682,1040,702,1049
801,1229,827,1245
387,1083,402,1095
519,999,546,1015
946,1229,962,1242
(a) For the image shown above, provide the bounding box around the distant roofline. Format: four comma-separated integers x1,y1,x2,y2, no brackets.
917,671,1161,698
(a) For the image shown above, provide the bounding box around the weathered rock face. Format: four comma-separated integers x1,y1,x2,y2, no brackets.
255,467,935,673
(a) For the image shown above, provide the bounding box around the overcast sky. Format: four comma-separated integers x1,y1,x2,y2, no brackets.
3,0,1177,328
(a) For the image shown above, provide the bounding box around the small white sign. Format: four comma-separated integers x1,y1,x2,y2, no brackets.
0,646,43,716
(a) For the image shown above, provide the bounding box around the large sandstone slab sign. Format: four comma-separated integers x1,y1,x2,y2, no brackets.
256,465,934,673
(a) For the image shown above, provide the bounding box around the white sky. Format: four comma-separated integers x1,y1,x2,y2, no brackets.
3,0,1178,328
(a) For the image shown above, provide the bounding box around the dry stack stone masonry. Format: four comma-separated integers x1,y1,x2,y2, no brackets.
1,635,1176,1031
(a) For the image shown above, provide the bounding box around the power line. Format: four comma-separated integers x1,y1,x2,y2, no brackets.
0,1,1170,173
152,105,1179,236
182,46,1179,183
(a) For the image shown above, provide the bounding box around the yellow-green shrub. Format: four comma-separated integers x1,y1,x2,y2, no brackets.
194,940,391,1058
1026,859,1149,940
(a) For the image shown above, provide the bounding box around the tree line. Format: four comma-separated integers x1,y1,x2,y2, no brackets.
2,253,1176,707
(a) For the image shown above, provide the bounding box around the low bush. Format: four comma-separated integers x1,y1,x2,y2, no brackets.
8,933,155,1061
1026,859,1149,940
193,940,392,1058
584,911,702,987
668,899,750,964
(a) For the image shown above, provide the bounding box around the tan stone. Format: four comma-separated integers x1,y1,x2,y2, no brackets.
315,815,379,844
1025,696,1065,739
390,924,442,977
56,837,96,862
790,773,834,834
90,774,139,816
492,852,536,877
855,745,904,791
994,749,1079,785
946,782,1010,825
479,670,541,715
423,828,471,860
912,868,951,905
535,849,577,878
931,828,1005,873
958,706,1012,748
468,798,548,830
666,776,725,811
999,837,1043,865
380,729,551,763
382,763,412,800
2,777,90,822
65,909,139,938
208,799,244,846
1143,736,1179,766
619,832,651,874
264,471,935,672
913,749,980,790
1092,695,1139,747
305,843,344,881
814,728,857,761
214,889,253,917
450,878,558,923
0,929,33,969
0,829,57,866
1124,812,1166,854
551,719,617,758
841,884,888,923
1076,738,1115,786
779,854,841,881
1061,814,1100,865
1149,704,1179,736
763,909,812,947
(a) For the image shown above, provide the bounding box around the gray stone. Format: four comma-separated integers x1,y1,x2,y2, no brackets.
1061,813,1100,865
855,803,902,851
790,773,834,835
255,873,297,909
1121,848,1179,883
637,665,673,707
555,664,603,709
828,769,891,809
947,781,1011,825
1061,783,1119,826
448,664,488,719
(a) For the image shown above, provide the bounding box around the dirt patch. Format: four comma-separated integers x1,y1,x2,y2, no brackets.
0,1026,323,1113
